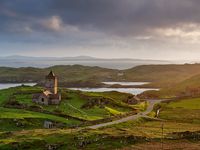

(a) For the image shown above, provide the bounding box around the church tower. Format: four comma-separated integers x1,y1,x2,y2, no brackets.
33,71,61,105
45,71,58,94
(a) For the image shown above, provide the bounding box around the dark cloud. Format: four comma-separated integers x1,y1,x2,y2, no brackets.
1,0,200,36
2,0,200,60
50,0,200,35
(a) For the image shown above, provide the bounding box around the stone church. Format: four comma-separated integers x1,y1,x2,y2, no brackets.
32,71,61,105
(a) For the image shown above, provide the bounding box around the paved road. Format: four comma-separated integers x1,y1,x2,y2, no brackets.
88,100,164,129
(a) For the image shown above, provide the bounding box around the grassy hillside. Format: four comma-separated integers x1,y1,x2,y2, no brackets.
0,108,80,131
0,97,199,149
158,98,200,124
0,86,141,127
2,64,200,88
139,73,200,99
0,65,118,85
2,63,200,99
124,64,200,88
171,74,200,94
1,64,200,149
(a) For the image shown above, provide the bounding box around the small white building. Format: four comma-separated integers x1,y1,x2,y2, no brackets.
44,120,54,129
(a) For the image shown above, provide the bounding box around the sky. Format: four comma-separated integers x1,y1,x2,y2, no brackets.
1,0,200,60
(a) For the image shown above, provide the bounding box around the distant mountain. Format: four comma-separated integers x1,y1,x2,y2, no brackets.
63,56,97,60
0,55,175,69
1,55,96,60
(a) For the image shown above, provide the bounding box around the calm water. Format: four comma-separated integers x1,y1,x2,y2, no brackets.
70,82,158,95
0,60,170,70
0,82,158,95
0,83,36,90
102,82,149,86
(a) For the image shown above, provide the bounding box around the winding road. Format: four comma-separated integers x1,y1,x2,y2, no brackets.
88,100,164,129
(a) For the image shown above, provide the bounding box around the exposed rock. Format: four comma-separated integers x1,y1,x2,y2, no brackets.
81,96,110,109
170,131,200,140
45,144,58,150
123,95,139,105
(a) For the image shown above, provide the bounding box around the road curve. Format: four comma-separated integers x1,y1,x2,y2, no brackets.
88,100,164,129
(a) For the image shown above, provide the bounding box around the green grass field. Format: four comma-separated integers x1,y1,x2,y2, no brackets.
42,91,111,120
167,98,200,109
0,107,80,132
158,98,200,124
1,84,200,149
0,107,78,124
0,95,199,149
0,86,139,121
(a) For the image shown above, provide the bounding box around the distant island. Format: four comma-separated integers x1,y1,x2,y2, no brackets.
0,55,174,69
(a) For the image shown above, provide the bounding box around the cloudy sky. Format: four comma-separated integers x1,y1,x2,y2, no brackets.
1,0,200,60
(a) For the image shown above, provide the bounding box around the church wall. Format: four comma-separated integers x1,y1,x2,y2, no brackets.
38,95,49,105
32,71,61,105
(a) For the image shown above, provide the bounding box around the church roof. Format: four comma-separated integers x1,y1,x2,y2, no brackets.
42,90,60,99
43,90,52,96
46,71,56,79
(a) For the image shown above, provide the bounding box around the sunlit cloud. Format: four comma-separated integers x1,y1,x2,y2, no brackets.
134,36,153,40
41,16,63,31
155,23,200,44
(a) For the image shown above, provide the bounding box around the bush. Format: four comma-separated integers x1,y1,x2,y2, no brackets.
29,105,44,112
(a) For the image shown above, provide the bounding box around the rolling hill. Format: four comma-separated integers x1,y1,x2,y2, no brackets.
2,64,200,89
124,64,200,88
0,65,118,86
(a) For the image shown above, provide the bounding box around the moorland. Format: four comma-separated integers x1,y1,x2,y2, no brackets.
0,64,200,149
